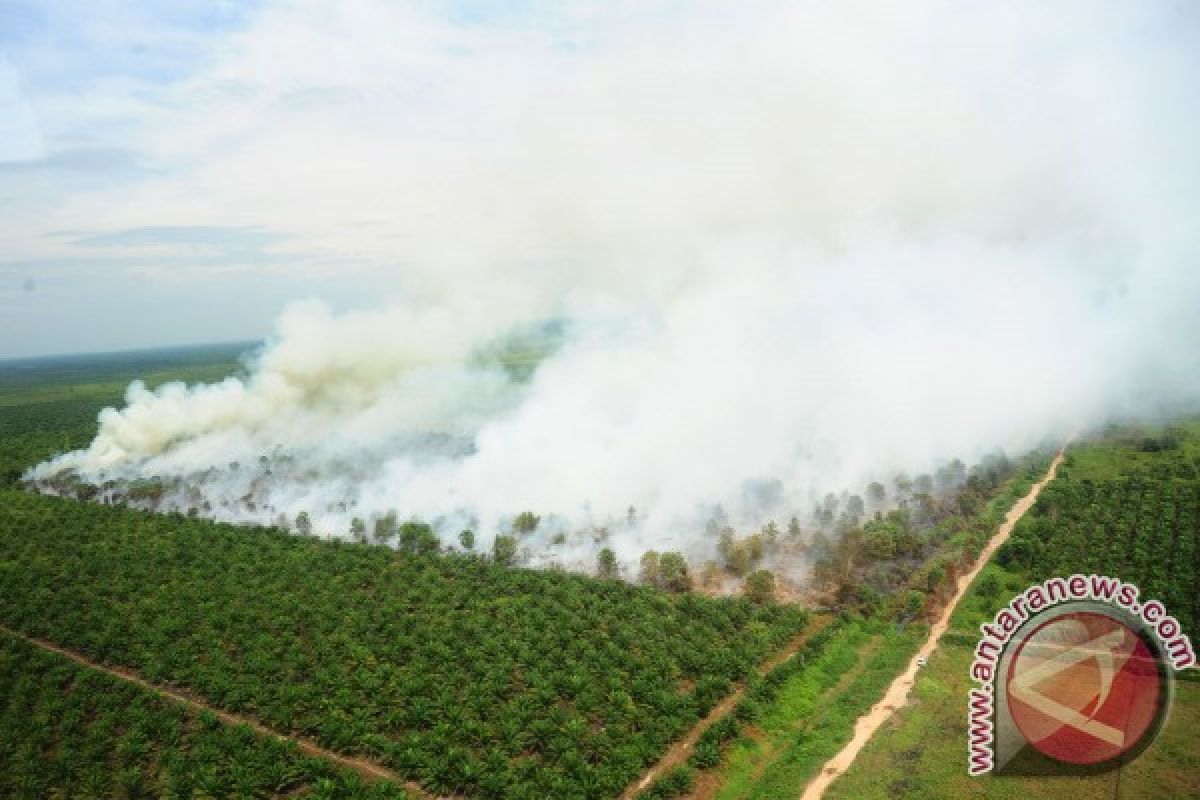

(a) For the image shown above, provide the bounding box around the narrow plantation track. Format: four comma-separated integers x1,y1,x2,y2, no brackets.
621,615,834,799
0,624,439,799
704,635,888,800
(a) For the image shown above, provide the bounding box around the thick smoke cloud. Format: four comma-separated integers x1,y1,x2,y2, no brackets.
29,2,1200,570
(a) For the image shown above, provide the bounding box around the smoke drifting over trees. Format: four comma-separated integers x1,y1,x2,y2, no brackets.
27,2,1200,570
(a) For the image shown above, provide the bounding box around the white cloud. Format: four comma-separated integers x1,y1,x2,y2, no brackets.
14,1,1200,571
0,57,45,163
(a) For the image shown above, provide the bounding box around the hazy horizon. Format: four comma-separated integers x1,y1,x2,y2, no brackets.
0,337,260,365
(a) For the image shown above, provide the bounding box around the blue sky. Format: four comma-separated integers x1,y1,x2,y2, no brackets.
0,0,551,357
0,2,274,356
1,1,1197,359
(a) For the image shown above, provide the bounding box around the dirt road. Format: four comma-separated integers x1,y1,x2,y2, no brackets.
798,447,1066,800
0,624,436,797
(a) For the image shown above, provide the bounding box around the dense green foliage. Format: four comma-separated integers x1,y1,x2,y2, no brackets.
0,489,805,798
635,764,696,799
999,423,1200,633
0,633,403,799
0,344,249,487
682,618,844,774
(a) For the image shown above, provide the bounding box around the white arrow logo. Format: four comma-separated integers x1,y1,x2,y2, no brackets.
1009,622,1135,747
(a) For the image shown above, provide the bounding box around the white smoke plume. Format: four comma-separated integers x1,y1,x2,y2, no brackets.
28,2,1200,570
